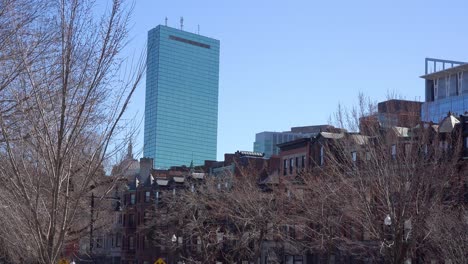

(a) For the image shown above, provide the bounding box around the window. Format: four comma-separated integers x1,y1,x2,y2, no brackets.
144,236,149,250
351,151,357,162
320,146,324,166
294,255,303,264
283,159,287,175
145,191,150,203
434,79,438,100
196,236,202,252
96,237,103,248
295,157,299,171
130,194,135,205
285,254,303,264
115,234,121,247
446,76,450,98
216,232,224,242
365,151,371,161
391,144,396,159
405,144,411,157
301,155,305,168
289,158,293,174
155,191,161,204
404,220,412,240
143,212,148,224
439,140,448,150
458,72,463,95
128,236,134,250
129,214,135,227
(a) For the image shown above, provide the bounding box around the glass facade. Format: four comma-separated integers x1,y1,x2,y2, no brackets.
253,131,315,158
422,67,468,123
422,94,468,123
144,25,220,169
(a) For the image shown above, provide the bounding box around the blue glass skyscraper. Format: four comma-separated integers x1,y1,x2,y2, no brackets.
144,25,220,169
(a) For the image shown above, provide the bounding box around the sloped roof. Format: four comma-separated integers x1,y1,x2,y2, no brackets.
439,115,460,133
391,126,410,137
348,134,369,145
319,132,345,139
156,179,169,186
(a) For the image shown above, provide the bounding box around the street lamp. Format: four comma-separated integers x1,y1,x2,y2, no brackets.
384,214,392,226
382,214,394,263
171,234,186,264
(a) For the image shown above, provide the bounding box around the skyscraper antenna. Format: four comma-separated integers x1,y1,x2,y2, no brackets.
165,17,168,26
197,24,200,34
180,17,184,30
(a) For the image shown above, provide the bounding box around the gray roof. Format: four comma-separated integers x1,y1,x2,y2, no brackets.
439,115,460,133
319,132,345,139
391,127,410,137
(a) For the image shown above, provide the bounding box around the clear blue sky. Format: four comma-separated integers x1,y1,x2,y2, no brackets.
121,0,468,161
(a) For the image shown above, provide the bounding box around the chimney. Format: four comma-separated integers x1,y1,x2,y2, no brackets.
139,158,153,184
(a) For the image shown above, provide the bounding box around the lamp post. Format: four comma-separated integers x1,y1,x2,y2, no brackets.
171,234,185,264
383,214,394,264
171,234,178,264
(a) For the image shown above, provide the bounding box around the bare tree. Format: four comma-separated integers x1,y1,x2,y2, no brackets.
286,97,465,263
145,160,285,264
0,0,144,263
428,204,468,264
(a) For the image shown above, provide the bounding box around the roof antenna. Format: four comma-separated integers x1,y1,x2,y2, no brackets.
180,17,184,30
197,24,200,34
165,17,168,26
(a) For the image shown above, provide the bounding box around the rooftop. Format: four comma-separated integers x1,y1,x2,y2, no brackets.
421,57,468,79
